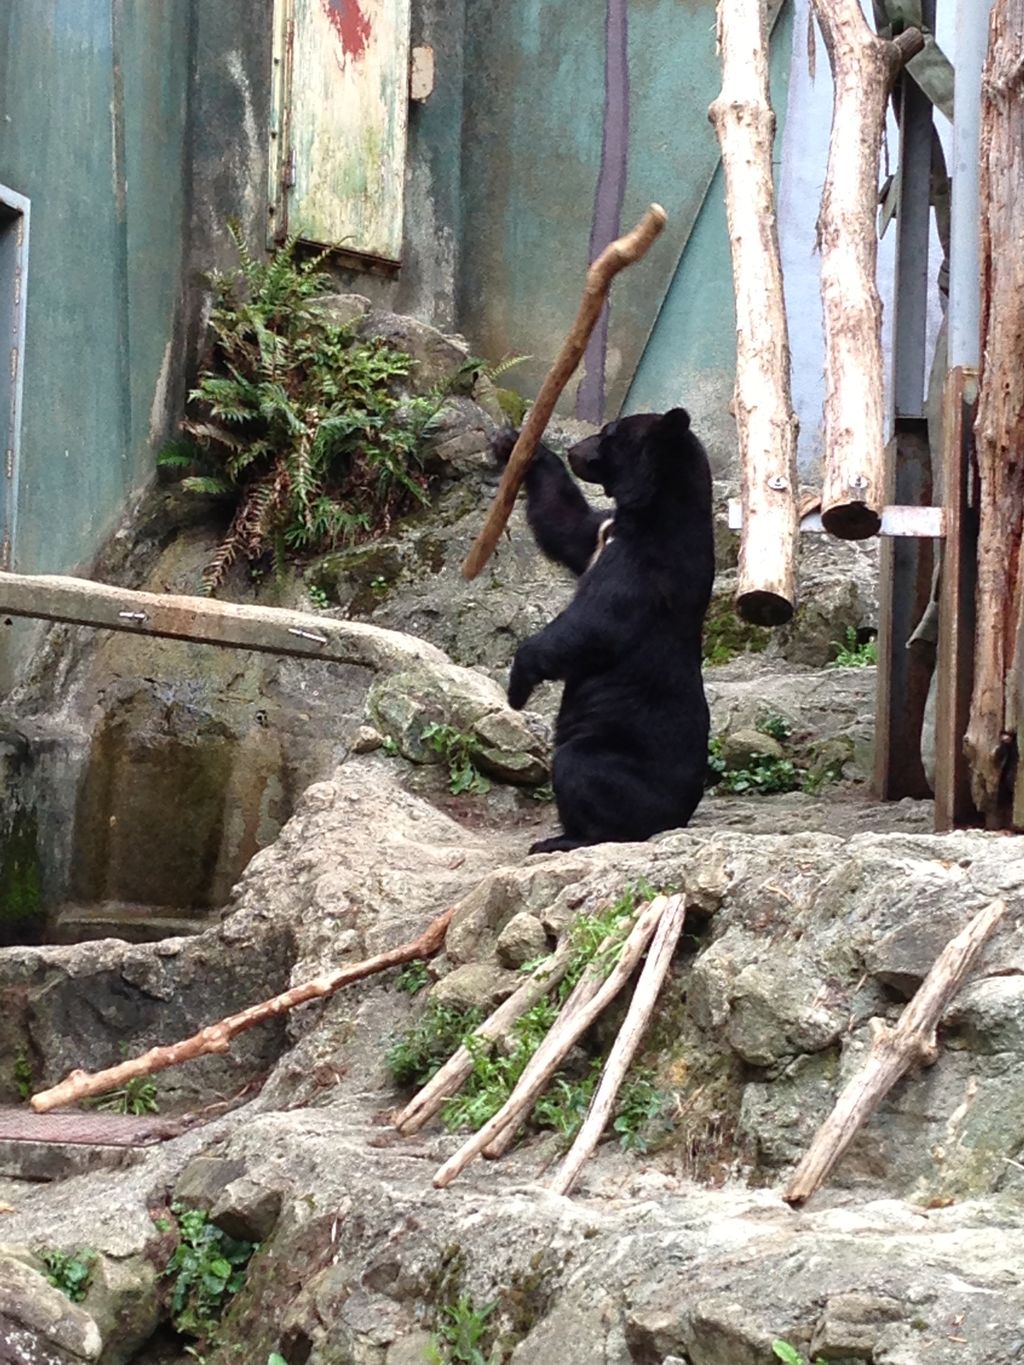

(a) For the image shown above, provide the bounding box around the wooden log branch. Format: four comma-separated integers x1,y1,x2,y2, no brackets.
393,937,576,1136
709,0,799,626
550,894,687,1196
480,951,612,1161
432,896,674,1188
0,570,444,672
460,205,667,581
811,2,924,539
30,907,456,1113
783,897,1006,1206
964,0,1024,823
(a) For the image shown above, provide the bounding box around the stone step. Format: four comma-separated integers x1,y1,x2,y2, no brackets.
49,901,215,945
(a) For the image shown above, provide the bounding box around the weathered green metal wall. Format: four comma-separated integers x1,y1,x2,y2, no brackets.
625,4,794,469
458,0,793,468
0,1,193,580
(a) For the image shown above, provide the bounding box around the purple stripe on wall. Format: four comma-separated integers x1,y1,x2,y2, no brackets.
575,0,630,425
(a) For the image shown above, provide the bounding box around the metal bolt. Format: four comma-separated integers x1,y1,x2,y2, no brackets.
118,611,147,623
288,627,328,645
849,475,869,492
767,476,789,492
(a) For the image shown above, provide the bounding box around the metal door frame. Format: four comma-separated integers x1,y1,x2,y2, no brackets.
0,185,29,572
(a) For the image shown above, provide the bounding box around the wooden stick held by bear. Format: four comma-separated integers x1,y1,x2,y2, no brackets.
461,204,667,581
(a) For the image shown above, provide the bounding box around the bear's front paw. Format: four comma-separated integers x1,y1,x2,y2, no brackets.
507,655,536,711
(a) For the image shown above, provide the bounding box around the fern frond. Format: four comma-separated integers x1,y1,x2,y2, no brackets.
157,440,200,469
181,476,232,496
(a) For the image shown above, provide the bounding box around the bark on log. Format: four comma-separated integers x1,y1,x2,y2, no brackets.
393,937,576,1136
964,0,1024,823
709,0,799,626
461,206,667,581
31,907,456,1113
811,3,924,539
783,897,1006,1206
550,894,687,1196
432,896,673,1188
0,570,442,672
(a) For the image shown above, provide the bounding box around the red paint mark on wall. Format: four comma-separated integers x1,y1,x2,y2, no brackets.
321,0,371,62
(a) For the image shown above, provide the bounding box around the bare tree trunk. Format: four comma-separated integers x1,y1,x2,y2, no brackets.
709,0,799,626
811,1,923,539
964,0,1024,822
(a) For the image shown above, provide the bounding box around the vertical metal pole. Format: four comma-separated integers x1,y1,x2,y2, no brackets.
934,0,993,830
874,6,936,802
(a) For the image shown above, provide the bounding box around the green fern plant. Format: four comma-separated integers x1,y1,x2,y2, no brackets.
159,224,442,594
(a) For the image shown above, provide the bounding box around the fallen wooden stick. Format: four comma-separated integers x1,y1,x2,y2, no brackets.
550,894,687,1196
461,204,667,581
432,896,672,1188
30,907,456,1113
783,897,1006,1206
480,946,615,1161
393,936,576,1136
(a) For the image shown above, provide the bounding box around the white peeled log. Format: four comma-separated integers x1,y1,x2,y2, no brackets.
709,0,799,625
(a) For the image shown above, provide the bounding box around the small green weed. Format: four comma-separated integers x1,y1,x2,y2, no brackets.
707,738,803,796
526,782,555,803
43,1249,95,1303
306,583,330,610
421,722,491,796
386,1001,482,1089
612,1072,668,1153
164,1203,257,1345
13,1050,32,1102
381,735,400,757
772,1341,826,1365
369,573,389,592
268,1355,288,1365
395,960,431,995
88,1076,159,1117
530,1066,601,1144
427,1294,497,1364
829,626,878,668
440,1000,559,1134
562,880,656,993
757,709,793,743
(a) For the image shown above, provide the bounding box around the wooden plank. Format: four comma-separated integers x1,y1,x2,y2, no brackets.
934,367,981,831
0,570,444,671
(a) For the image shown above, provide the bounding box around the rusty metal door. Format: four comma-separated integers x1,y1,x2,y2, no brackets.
0,186,29,572
270,0,411,263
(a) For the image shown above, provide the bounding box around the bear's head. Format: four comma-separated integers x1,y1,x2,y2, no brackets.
567,408,705,513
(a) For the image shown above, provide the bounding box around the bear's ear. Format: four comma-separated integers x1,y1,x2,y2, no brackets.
660,407,691,436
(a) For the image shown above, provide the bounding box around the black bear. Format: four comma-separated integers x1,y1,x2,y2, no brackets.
496,409,714,854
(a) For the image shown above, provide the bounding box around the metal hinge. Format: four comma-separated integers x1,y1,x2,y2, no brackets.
1,536,11,571
8,347,16,383
5,449,12,480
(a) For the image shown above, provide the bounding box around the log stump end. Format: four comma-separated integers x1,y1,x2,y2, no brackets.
734,589,795,628
821,500,882,542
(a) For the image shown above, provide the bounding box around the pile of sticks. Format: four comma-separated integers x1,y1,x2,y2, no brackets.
28,888,1006,1205
394,893,688,1194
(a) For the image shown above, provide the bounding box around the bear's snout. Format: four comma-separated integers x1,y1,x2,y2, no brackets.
568,435,603,484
